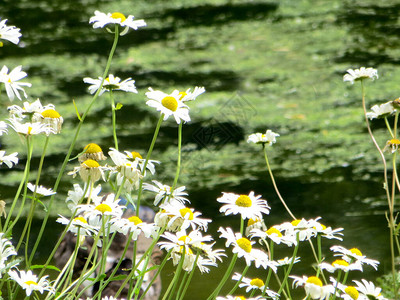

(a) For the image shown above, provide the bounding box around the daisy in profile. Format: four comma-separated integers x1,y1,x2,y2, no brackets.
366,101,395,120
65,183,102,210
247,129,280,146
178,86,205,102
143,180,189,206
8,98,54,120
89,11,146,35
231,272,279,298
76,193,125,222
330,245,379,271
291,275,335,300
79,143,107,162
68,159,107,184
56,215,98,238
217,191,270,220
111,215,157,240
125,150,159,175
0,150,18,168
27,183,56,198
83,74,137,95
0,19,21,45
319,259,361,273
0,65,32,101
38,108,63,134
0,233,17,277
8,118,54,136
8,269,54,296
250,226,296,247
277,218,318,242
219,227,276,271
343,67,378,84
312,219,343,241
383,138,400,154
145,88,191,124
352,279,387,300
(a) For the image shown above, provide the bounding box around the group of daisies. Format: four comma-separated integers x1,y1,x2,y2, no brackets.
0,8,390,300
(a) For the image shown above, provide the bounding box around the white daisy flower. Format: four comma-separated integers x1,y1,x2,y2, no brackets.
56,215,98,237
37,108,63,134
143,180,189,206
0,121,7,135
291,275,335,300
8,269,54,296
383,138,400,154
83,74,138,95
79,143,107,162
353,279,387,300
89,11,146,36
178,86,206,102
319,259,362,273
218,227,276,271
125,150,159,176
275,256,301,267
245,217,267,237
155,201,211,232
330,245,379,271
65,183,102,210
8,118,54,136
217,191,270,220
0,233,17,277
250,226,296,247
76,193,125,222
343,67,378,84
0,65,31,101
231,272,279,298
0,19,21,45
0,151,18,168
276,218,318,242
312,220,343,241
27,183,56,197
110,215,157,240
247,129,280,145
8,98,54,120
366,101,395,120
68,159,107,184
145,88,191,124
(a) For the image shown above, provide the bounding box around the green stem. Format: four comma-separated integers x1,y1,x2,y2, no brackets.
227,264,249,295
277,233,300,296
161,247,186,300
207,253,238,300
29,25,120,263
110,90,119,150
177,250,200,300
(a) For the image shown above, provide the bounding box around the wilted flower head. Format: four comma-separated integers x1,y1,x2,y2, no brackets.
79,143,107,162
343,67,378,84
89,11,146,36
0,19,21,46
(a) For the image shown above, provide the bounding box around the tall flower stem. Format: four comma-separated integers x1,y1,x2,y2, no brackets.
207,253,238,300
136,114,164,216
110,90,119,150
227,264,249,295
277,233,300,296
30,26,120,261
360,80,397,298
263,145,296,220
177,250,200,300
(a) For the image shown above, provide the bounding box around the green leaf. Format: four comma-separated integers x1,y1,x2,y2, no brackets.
72,99,82,121
30,264,61,273
115,103,123,110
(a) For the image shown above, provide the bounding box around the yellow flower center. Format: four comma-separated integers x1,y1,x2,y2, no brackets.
179,208,194,220
345,286,359,299
249,278,264,288
291,219,301,226
128,216,143,225
266,227,282,237
73,216,87,224
131,151,143,160
332,259,349,267
161,96,178,111
178,235,192,244
82,159,100,168
306,276,323,287
178,91,187,100
235,195,252,207
179,245,193,255
236,237,252,253
41,109,61,118
247,218,259,227
389,138,400,145
111,12,126,22
24,280,38,286
349,248,362,256
84,143,102,154
95,203,112,214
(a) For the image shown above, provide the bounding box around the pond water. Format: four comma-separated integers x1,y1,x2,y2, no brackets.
1,0,399,298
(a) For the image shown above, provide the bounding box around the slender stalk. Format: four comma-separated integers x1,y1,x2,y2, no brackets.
110,90,119,150
263,146,296,219
227,264,249,295
177,250,200,300
277,233,300,296
29,25,120,262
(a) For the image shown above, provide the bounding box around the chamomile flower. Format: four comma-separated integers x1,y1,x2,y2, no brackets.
110,215,156,240
143,180,189,206
0,65,32,101
178,86,206,102
0,121,7,135
219,227,276,271
38,108,63,134
343,67,378,84
0,151,18,168
291,275,335,300
353,279,387,300
68,159,107,184
155,201,211,232
79,143,107,162
8,269,54,296
217,191,270,220
27,183,56,197
319,259,362,273
247,130,280,146
0,233,17,277
145,88,191,124
330,246,379,271
76,193,125,221
0,19,21,45
8,118,54,136
83,74,137,95
366,101,395,120
232,273,279,298
89,11,146,36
